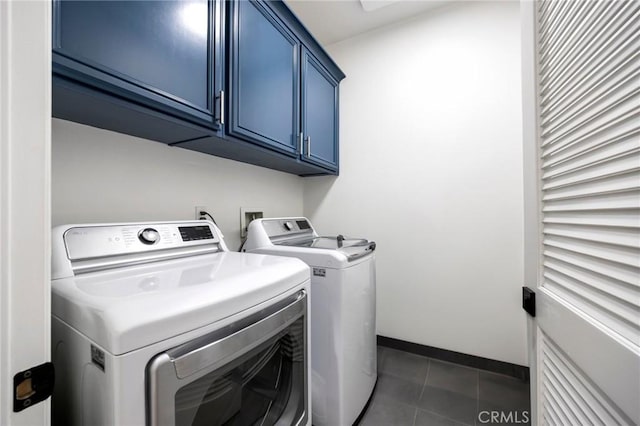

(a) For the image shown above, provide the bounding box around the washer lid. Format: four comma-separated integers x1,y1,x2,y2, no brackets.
276,236,376,262
51,252,309,355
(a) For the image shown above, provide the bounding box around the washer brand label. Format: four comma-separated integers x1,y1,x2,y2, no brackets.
313,268,326,277
91,345,105,371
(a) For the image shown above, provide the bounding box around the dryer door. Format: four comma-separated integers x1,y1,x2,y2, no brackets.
147,291,308,426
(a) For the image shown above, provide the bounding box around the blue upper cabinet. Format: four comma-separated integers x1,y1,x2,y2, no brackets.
226,0,343,172
53,0,222,132
228,0,299,155
52,0,345,175
301,49,339,170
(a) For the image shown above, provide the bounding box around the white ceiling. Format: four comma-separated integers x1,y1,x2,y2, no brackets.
284,0,448,45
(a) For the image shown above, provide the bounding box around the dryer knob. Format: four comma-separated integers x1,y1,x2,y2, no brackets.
139,228,160,245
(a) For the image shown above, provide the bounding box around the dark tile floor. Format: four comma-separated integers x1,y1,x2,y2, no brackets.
359,346,530,426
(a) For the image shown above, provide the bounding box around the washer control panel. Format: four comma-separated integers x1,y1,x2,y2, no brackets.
64,221,220,261
262,218,314,239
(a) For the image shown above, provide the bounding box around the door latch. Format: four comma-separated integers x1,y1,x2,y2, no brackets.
13,362,55,412
522,287,536,317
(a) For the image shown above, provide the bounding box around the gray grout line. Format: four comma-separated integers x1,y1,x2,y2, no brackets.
418,358,431,401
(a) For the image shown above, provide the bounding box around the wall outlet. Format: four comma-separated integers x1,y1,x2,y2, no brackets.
195,206,208,221
240,207,264,238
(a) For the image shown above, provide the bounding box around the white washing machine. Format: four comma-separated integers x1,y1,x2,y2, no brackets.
244,217,377,426
51,220,311,426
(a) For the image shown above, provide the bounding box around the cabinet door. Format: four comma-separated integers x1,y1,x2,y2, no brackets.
301,49,339,171
53,0,221,128
228,0,299,155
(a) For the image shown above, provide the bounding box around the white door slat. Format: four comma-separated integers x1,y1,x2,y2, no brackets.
542,396,563,426
539,0,598,66
541,42,639,125
543,185,639,204
542,157,640,194
542,189,640,211
542,69,640,139
542,91,640,148
543,385,575,426
541,11,639,112
537,0,554,24
542,359,614,426
541,35,639,120
544,257,639,307
543,172,639,201
541,24,639,118
543,223,640,249
539,0,622,83
538,0,558,21
543,246,639,288
542,108,639,157
540,3,638,101
539,1,618,81
548,379,583,425
542,131,640,175
538,0,574,48
542,367,594,426
542,210,640,229
543,178,638,203
543,235,639,268
543,127,639,170
542,358,602,423
541,53,639,130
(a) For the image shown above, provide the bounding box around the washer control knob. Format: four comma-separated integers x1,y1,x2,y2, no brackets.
138,228,160,245
284,221,294,231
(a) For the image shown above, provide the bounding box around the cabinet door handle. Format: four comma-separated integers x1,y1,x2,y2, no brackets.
305,136,311,158
299,132,304,152
217,90,225,125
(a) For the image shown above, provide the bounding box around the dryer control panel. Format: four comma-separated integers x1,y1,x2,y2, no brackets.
52,221,227,278
64,222,221,260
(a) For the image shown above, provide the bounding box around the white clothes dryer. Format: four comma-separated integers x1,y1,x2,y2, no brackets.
51,220,311,426
243,217,377,426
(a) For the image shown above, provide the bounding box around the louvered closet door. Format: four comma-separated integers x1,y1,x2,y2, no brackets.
533,0,640,425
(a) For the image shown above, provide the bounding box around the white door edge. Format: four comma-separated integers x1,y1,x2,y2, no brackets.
520,0,541,424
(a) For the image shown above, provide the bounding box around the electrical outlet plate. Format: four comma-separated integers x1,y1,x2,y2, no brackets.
240,207,264,238
195,206,208,220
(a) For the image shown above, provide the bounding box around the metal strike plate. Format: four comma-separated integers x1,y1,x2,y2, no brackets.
522,287,536,317
13,362,55,412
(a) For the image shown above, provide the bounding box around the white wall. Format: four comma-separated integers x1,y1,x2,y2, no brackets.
52,119,304,250
304,2,527,365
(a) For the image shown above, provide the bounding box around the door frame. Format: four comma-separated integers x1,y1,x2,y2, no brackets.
0,1,52,424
